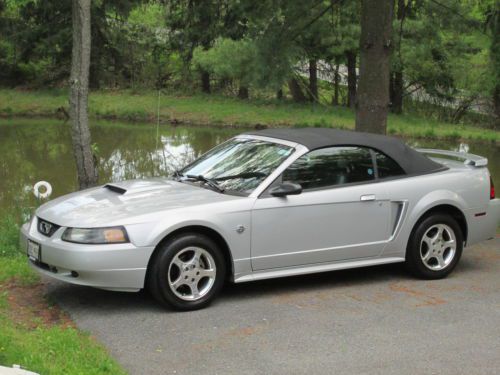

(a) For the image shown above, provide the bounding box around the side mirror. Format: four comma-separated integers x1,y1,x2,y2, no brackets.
269,182,302,197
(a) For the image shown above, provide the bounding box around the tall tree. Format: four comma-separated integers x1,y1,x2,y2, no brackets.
69,0,98,189
487,4,500,127
193,37,257,98
355,0,394,134
389,0,407,114
345,50,357,108
8,0,138,87
308,59,318,102
326,1,360,107
166,0,233,93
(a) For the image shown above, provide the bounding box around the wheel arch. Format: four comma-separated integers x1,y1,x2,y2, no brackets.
411,204,468,245
145,225,234,284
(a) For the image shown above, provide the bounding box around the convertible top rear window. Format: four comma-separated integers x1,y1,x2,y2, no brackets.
374,151,405,178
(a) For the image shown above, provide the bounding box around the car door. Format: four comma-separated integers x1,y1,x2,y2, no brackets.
251,146,393,271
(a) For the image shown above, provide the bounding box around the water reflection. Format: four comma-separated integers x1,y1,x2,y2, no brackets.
0,119,498,215
457,143,469,154
0,120,238,214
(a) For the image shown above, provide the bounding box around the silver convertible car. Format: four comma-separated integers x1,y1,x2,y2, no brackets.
21,128,499,310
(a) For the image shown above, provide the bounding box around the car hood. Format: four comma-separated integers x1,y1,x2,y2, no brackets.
36,179,239,227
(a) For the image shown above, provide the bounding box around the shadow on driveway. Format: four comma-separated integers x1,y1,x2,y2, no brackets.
45,247,487,313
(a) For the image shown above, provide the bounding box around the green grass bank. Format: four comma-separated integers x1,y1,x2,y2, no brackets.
0,218,127,375
0,89,498,142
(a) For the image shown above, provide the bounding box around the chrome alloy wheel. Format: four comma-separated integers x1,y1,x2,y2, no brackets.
420,224,457,271
167,247,217,301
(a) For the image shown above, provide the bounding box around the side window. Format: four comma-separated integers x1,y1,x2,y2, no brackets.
374,151,405,178
282,147,375,190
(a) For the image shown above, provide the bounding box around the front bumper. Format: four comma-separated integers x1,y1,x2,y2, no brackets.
20,218,155,292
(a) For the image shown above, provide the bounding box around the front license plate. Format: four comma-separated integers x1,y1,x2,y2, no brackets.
27,240,41,262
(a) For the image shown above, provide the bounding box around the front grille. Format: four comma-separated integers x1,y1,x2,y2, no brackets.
37,218,60,237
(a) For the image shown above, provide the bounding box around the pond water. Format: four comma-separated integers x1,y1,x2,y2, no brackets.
0,119,498,216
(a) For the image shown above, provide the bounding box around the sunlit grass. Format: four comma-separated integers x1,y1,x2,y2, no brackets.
0,311,127,375
0,257,38,285
0,88,498,142
0,216,127,375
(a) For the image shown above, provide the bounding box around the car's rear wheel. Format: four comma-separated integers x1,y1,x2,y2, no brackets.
148,233,226,311
406,214,463,279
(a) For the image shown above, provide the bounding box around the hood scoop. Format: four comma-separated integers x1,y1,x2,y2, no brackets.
102,179,175,195
104,184,127,195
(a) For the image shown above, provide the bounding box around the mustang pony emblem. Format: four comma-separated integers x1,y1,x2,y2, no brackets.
39,221,52,235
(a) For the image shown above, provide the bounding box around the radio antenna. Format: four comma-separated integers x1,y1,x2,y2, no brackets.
155,89,184,174
156,90,161,151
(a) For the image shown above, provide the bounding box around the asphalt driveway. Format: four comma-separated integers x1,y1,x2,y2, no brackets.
45,238,500,375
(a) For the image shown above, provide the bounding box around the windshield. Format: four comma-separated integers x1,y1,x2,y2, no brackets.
179,138,293,194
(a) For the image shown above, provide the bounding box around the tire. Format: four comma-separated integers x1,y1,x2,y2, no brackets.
147,233,226,311
405,213,463,279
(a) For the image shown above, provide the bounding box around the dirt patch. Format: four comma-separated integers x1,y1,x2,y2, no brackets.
389,282,447,307
190,321,269,355
1,279,74,329
225,325,263,338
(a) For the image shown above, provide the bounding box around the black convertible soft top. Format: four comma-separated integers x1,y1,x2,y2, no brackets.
245,127,444,175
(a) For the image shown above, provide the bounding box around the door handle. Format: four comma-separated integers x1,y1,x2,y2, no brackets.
360,194,376,201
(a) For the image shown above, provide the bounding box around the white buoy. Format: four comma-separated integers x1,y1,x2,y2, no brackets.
33,181,52,199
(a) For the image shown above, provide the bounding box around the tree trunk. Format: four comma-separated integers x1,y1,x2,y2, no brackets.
494,86,500,129
332,63,340,106
355,0,394,134
390,0,406,114
218,78,231,90
238,86,249,99
451,96,476,124
346,50,357,109
308,59,318,102
201,70,210,93
491,7,500,128
276,88,283,100
69,0,98,190
89,59,100,89
288,78,307,102
390,70,403,114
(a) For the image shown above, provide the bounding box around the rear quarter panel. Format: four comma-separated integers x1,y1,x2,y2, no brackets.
381,161,497,257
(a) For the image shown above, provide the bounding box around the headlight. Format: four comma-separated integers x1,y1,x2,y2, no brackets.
61,226,129,244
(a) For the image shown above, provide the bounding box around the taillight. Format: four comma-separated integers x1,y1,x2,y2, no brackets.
490,177,495,200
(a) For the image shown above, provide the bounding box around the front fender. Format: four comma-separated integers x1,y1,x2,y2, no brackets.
126,208,252,271
149,218,232,248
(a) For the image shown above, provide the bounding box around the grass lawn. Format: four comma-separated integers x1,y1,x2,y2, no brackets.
0,219,126,375
0,89,498,142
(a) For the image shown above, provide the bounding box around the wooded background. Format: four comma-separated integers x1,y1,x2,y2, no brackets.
0,0,498,128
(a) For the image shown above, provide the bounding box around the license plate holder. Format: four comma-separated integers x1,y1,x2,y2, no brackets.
27,239,41,262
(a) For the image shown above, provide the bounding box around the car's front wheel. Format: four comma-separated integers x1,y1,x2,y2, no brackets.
148,233,226,310
406,214,463,279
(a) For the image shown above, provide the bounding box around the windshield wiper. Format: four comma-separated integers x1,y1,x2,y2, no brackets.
185,174,225,193
214,171,266,181
173,170,184,180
